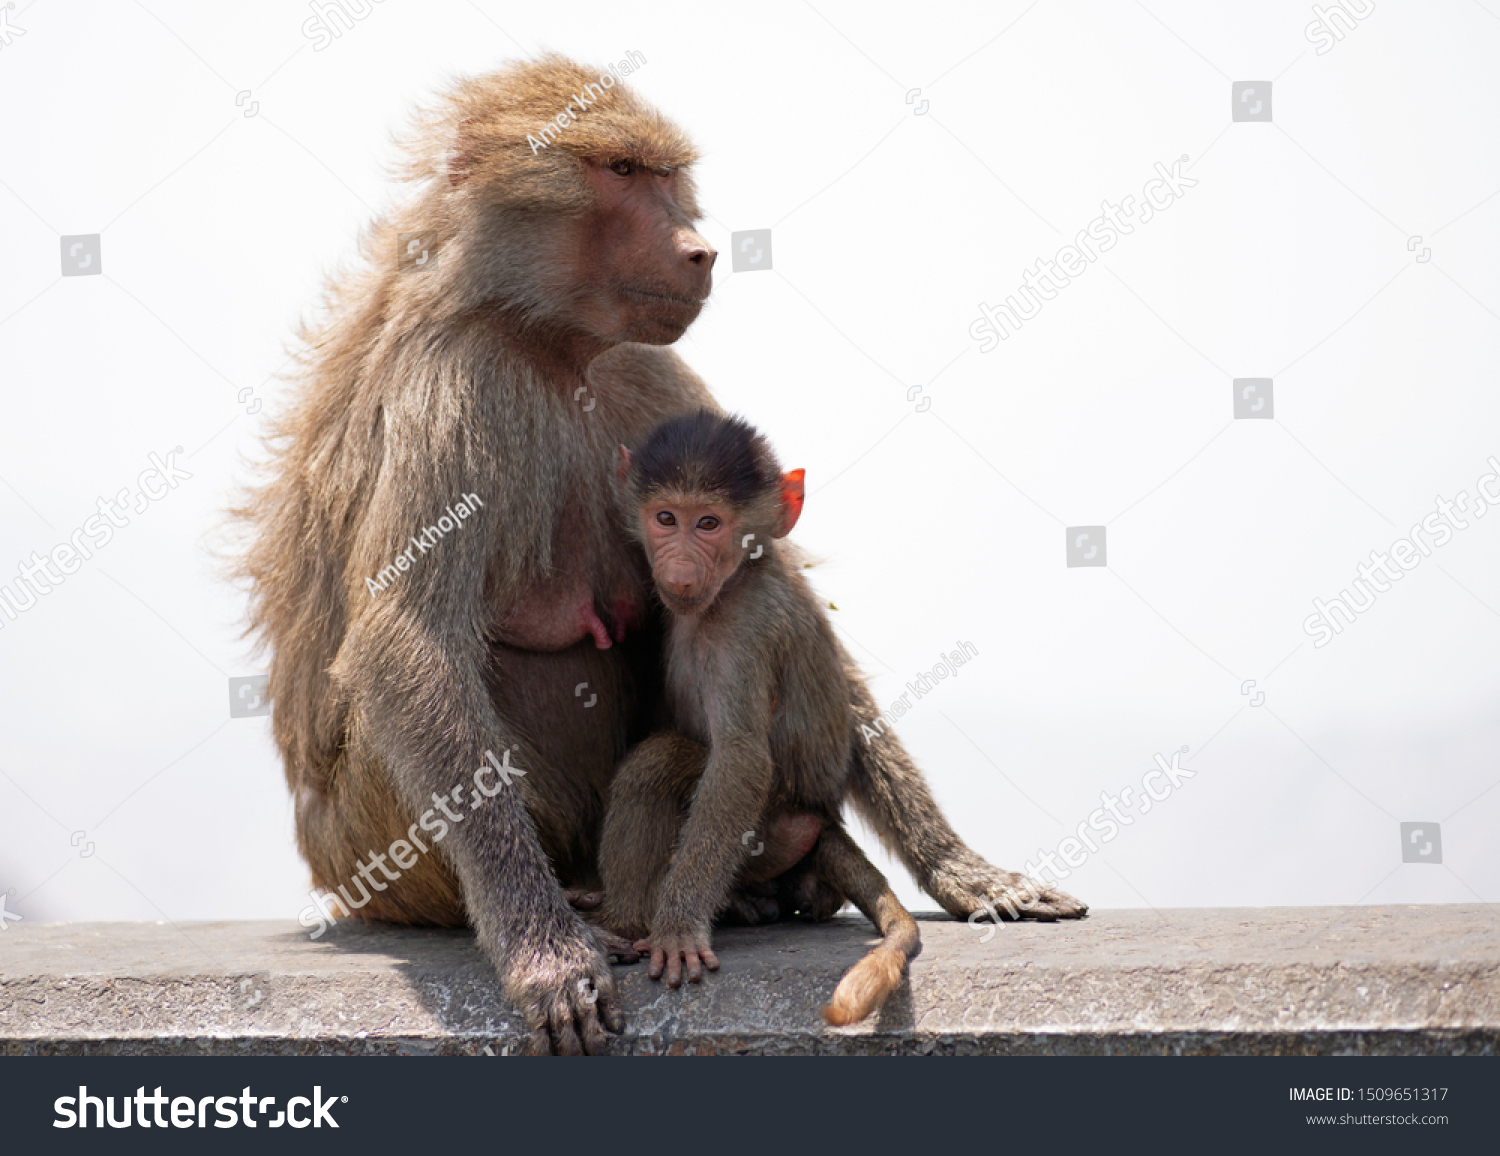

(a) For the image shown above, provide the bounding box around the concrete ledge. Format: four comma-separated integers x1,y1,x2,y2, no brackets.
3,906,1497,1055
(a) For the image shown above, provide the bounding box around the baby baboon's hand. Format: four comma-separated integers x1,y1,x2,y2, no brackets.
635,923,718,987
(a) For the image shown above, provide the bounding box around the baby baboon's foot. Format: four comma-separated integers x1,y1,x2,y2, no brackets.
588,923,643,964
930,860,1088,923
720,882,783,926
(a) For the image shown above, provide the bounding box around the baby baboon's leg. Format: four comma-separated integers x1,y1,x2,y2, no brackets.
598,731,706,939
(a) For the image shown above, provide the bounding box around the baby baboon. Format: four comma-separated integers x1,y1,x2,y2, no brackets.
601,411,921,1024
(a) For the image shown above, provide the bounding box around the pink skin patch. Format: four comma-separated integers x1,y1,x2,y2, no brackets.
496,583,629,652
578,594,643,649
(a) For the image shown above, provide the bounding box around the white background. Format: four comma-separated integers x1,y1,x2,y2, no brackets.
1,1,1496,933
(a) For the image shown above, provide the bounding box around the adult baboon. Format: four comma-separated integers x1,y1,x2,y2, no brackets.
237,55,1084,1056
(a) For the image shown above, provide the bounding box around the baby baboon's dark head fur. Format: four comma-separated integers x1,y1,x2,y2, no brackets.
629,410,781,512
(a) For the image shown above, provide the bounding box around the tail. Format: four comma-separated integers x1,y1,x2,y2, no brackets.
813,825,921,1026
823,891,919,1026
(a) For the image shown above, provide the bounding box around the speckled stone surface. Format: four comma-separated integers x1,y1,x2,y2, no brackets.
2,906,1497,1054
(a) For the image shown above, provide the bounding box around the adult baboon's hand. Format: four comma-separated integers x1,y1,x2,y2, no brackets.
505,919,624,1056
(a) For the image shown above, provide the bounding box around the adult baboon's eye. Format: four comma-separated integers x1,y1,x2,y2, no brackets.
609,159,635,177
698,516,720,532
655,510,675,526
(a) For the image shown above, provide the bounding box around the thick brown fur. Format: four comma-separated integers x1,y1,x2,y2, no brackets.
234,56,719,1055
235,56,1084,1056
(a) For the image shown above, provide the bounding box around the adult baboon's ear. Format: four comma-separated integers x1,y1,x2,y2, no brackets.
616,445,633,490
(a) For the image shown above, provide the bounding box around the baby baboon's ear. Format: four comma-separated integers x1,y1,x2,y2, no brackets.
775,469,805,538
